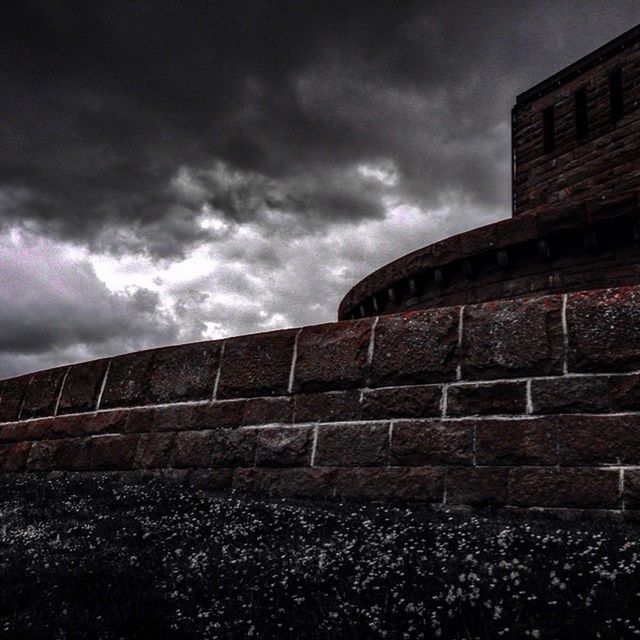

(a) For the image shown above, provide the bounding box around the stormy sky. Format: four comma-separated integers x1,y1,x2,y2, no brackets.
1,1,639,378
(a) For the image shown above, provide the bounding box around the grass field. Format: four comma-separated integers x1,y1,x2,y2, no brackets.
0,474,639,639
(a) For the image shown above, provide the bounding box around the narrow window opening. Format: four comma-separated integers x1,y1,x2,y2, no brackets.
609,68,624,122
543,106,555,153
575,87,588,138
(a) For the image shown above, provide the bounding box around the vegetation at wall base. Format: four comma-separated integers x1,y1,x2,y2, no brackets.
0,474,639,640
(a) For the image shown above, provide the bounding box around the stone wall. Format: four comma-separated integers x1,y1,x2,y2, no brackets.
4,284,640,516
513,31,640,216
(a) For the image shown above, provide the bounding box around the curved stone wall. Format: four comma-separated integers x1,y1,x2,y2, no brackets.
4,284,640,516
338,195,640,320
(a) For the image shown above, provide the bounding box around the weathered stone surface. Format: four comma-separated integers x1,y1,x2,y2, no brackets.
232,467,337,498
254,426,313,467
99,350,154,409
243,397,293,426
314,423,388,467
173,429,255,468
476,418,557,465
508,468,620,509
0,442,31,471
558,414,640,465
294,391,361,423
361,385,441,420
134,432,176,469
369,308,459,386
461,296,564,379
623,469,640,510
0,418,52,443
333,467,445,501
217,329,297,399
531,376,610,414
390,420,473,466
20,367,68,419
57,359,109,415
446,467,509,506
145,342,221,404
609,374,640,411
567,287,640,372
447,381,526,416
27,438,85,471
292,319,373,392
0,375,32,422
81,434,138,471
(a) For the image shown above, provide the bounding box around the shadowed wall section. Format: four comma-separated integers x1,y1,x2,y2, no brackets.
4,284,640,517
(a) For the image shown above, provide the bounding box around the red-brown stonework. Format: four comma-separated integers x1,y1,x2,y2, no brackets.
508,468,620,509
461,296,564,379
232,467,338,499
314,423,388,467
99,350,155,408
390,421,474,466
0,374,32,422
254,426,313,467
531,376,610,414
292,319,372,392
173,429,255,468
558,414,640,465
609,374,640,411
81,434,138,471
446,381,526,416
623,469,640,510
243,397,293,426
446,468,509,507
369,309,459,386
293,391,361,423
57,359,109,414
0,442,31,471
361,385,441,420
20,367,67,419
567,287,640,372
217,329,297,399
476,418,558,466
134,432,176,469
27,438,85,471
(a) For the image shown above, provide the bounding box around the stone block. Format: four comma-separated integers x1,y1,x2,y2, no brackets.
609,374,640,411
558,414,640,465
57,359,109,415
254,426,313,467
333,467,445,502
99,350,154,409
27,438,85,471
134,432,176,469
508,468,620,509
189,468,233,490
369,308,459,386
20,366,68,419
446,467,509,506
0,374,32,422
173,428,255,468
217,329,297,399
145,341,221,404
294,390,361,423
292,319,373,392
447,381,526,416
390,420,473,466
531,376,610,414
623,469,640,510
567,287,640,372
314,422,388,467
82,434,138,471
0,442,31,471
361,385,441,420
461,295,564,379
243,397,293,426
476,418,557,465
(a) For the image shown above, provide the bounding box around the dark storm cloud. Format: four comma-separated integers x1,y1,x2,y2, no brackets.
2,1,640,259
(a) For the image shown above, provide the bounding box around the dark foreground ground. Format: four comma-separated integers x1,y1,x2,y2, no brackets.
0,475,639,639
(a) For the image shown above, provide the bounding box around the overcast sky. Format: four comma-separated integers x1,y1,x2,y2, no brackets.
1,1,640,379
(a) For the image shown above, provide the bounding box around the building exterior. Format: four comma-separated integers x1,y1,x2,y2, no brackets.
513,23,640,217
